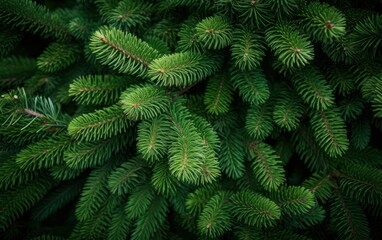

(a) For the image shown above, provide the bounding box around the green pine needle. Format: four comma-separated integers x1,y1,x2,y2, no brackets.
89,26,160,76
120,84,170,120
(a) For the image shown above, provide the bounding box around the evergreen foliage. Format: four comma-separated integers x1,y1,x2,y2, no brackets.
0,0,382,239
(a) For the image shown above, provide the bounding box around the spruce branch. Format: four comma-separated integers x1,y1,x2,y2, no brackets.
204,72,233,115
104,0,153,30
230,191,281,228
37,42,81,73
291,67,334,110
0,57,36,89
245,103,274,140
195,15,233,49
148,52,221,87
89,26,160,76
310,107,349,158
137,116,171,162
231,68,270,105
69,75,130,105
15,133,71,171
75,164,114,222
232,0,274,28
330,188,371,240
0,0,71,39
270,186,315,216
68,104,131,142
151,160,182,196
231,26,266,70
0,158,40,192
303,173,334,203
120,84,170,120
266,22,314,68
0,176,54,232
247,141,285,191
64,136,128,170
197,191,232,238
301,2,346,43
107,158,148,195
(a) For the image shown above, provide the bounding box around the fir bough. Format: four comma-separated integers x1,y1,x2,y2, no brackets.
0,0,382,239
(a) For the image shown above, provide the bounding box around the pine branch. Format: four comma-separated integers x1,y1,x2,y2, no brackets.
148,52,221,87
120,84,170,120
0,158,40,191
75,164,113,222
231,68,270,105
0,0,71,39
230,191,281,228
107,158,148,195
195,15,233,49
303,173,334,202
37,42,81,73
350,15,382,58
1,88,69,137
68,104,131,141
204,72,233,115
270,186,315,216
50,164,85,181
350,119,370,150
330,189,370,240
167,102,209,184
64,136,128,169
291,67,334,110
326,66,356,96
338,163,382,208
137,116,171,161
69,75,129,105
177,18,205,53
107,206,132,240
149,19,179,49
247,141,285,191
272,86,304,131
269,0,298,19
131,195,168,240
231,26,266,70
89,26,160,76
292,125,331,171
301,2,346,43
0,57,36,89
266,22,314,68
71,194,121,240
151,160,182,196
0,175,54,232
125,183,155,219
232,0,274,28
186,185,219,216
246,103,274,140
218,129,246,179
285,204,326,229
197,191,232,238
104,0,153,30
15,133,71,171
310,107,349,157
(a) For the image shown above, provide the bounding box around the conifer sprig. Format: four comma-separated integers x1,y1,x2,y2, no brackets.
266,22,314,68
0,0,71,39
120,84,170,120
89,26,161,76
148,52,221,87
1,0,382,239
301,2,346,42
195,15,233,49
